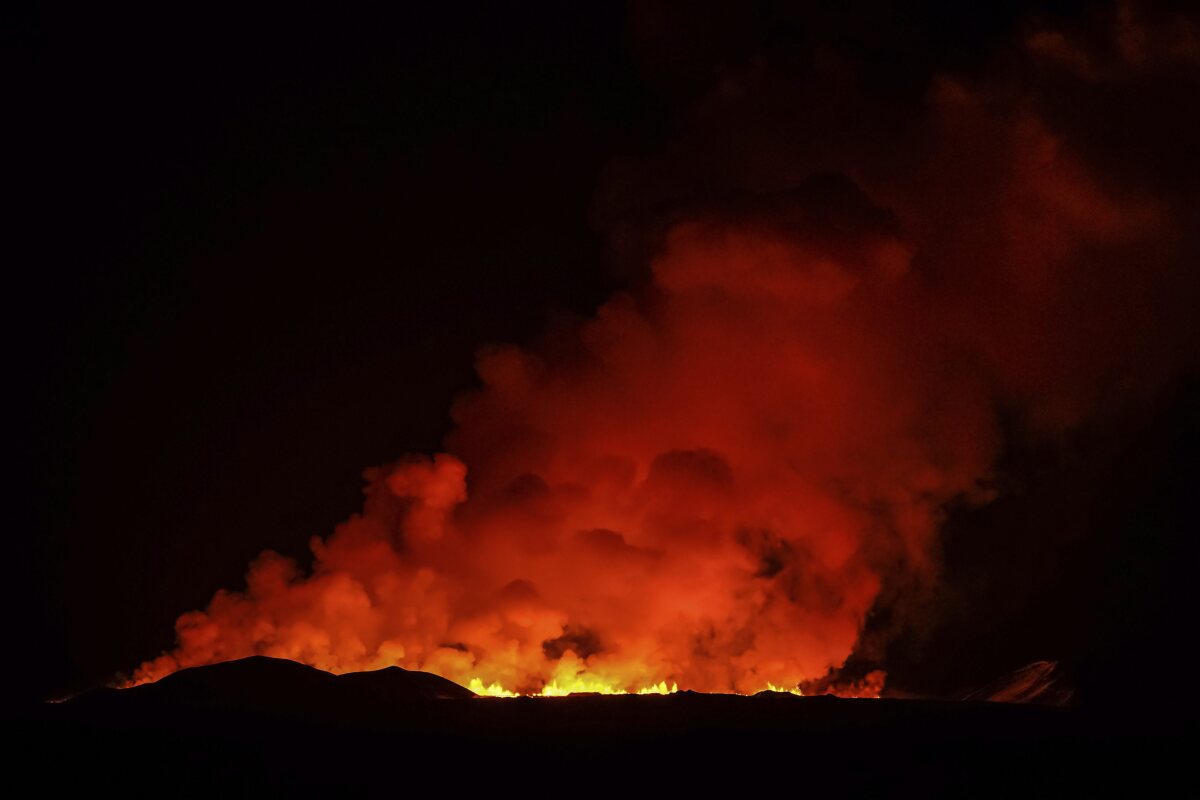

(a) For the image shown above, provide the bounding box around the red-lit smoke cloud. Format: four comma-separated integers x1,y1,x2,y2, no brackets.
132,3,1199,694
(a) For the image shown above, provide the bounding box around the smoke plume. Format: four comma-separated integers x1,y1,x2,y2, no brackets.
132,2,1198,695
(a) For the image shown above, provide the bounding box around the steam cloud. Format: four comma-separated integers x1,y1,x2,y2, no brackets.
132,3,1198,694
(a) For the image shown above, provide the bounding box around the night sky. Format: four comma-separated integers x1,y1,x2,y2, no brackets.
13,1,1199,711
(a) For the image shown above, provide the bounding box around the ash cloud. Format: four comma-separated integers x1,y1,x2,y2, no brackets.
132,2,1199,694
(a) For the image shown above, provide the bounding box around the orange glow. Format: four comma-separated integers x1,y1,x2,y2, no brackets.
126,16,1179,699
467,679,519,698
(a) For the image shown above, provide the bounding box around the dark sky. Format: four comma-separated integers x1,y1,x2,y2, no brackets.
13,1,1199,708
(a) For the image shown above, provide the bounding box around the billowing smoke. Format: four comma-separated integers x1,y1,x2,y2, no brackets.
131,3,1198,694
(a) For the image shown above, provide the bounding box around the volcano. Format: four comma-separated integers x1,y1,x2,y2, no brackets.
16,2,1200,796
21,657,1185,795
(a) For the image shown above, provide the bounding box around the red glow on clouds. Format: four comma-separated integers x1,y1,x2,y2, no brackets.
129,8,1197,697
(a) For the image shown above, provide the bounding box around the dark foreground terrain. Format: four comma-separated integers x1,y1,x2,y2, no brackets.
13,657,1189,796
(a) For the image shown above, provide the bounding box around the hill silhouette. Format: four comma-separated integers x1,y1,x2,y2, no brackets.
18,657,1188,796
69,656,473,718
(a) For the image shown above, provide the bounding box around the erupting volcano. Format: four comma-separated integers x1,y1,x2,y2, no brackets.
128,10,1191,693
20,2,1200,796
131,180,986,696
